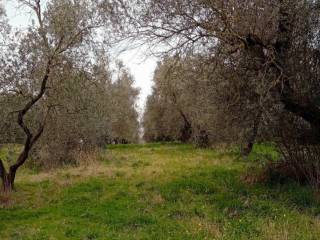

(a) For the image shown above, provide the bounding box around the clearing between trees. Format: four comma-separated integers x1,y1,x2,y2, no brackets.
0,143,319,240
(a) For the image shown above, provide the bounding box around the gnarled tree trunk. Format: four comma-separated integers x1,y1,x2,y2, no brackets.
243,2,320,145
0,58,50,193
242,110,262,157
0,123,44,193
179,110,192,143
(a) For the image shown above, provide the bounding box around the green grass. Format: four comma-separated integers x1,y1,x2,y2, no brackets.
0,144,22,168
0,143,320,239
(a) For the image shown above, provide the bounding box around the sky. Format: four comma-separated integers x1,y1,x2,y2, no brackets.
3,0,157,113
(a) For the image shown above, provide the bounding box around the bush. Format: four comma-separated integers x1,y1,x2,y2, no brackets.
278,143,320,187
255,115,320,188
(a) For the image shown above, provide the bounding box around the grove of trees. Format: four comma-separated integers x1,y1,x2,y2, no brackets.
137,0,320,186
1,0,320,191
0,0,140,191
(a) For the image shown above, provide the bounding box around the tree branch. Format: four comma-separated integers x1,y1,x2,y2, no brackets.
10,57,52,173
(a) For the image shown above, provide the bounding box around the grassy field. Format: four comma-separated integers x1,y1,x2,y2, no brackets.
1,143,320,239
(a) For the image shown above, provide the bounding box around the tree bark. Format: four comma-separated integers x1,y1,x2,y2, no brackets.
179,110,192,143
274,3,320,139
243,3,320,142
2,173,15,193
170,92,193,142
0,159,14,192
0,59,50,192
242,110,262,157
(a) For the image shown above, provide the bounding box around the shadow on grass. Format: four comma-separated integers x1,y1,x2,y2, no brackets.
163,166,319,214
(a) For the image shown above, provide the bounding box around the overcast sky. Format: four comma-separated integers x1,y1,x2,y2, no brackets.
4,0,157,112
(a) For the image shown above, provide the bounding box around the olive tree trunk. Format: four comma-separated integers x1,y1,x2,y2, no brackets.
0,59,51,192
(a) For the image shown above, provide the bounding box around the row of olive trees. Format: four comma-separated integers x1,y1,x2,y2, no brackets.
27,59,140,169
137,0,320,186
0,0,140,192
135,0,320,145
143,56,260,149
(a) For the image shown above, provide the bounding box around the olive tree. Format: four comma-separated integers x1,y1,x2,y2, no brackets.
0,0,112,192
120,0,320,151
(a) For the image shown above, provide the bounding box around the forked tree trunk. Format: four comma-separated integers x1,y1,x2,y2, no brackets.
179,111,192,143
170,92,193,143
0,59,51,193
0,140,41,193
242,110,262,157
